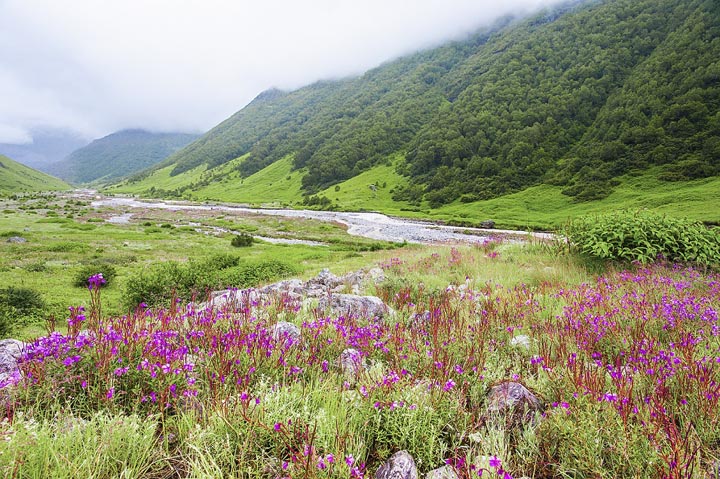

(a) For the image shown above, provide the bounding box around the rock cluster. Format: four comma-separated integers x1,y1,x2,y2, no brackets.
202,267,392,321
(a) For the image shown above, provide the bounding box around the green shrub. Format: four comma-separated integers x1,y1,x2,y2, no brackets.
23,261,47,272
0,287,46,336
123,255,297,307
0,286,46,314
564,210,720,268
230,233,254,247
47,242,89,253
73,261,117,288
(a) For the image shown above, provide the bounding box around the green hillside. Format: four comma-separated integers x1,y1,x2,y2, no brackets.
0,155,70,194
53,129,199,184
115,0,719,226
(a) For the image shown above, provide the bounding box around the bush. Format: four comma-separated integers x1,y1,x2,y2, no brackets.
231,233,254,247
0,287,46,336
123,255,297,307
0,286,46,314
73,262,117,288
564,210,720,268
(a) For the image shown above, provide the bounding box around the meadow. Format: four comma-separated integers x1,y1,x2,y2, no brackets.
1,197,719,478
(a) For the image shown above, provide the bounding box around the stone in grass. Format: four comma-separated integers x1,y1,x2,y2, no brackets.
375,450,418,479
510,335,531,350
319,294,392,320
425,465,459,479
486,381,543,425
0,339,25,387
479,220,495,229
308,268,341,288
271,321,301,343
338,348,365,376
5,236,26,244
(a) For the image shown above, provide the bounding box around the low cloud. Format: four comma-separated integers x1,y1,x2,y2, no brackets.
0,0,564,142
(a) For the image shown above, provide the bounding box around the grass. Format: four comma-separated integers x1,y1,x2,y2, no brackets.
0,155,70,194
317,155,412,213
433,169,720,230
109,155,306,206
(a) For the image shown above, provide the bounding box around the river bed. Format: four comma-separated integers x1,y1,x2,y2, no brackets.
88,194,551,245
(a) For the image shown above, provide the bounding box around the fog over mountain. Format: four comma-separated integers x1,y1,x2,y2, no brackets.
0,0,564,144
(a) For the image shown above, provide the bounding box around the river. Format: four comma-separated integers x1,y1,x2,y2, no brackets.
87,194,551,245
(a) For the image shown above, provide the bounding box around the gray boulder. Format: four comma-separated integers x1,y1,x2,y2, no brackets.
5,236,26,244
479,220,495,229
375,450,417,479
319,294,391,319
339,348,365,376
271,321,301,343
425,465,459,479
0,339,25,387
308,268,341,289
486,381,543,424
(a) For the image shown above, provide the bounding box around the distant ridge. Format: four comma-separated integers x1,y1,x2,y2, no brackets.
53,129,200,184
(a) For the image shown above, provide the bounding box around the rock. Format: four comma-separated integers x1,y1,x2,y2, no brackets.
308,268,341,288
367,267,385,283
486,381,543,424
259,279,305,296
510,335,531,350
271,321,301,343
0,339,25,387
339,348,365,375
319,294,391,320
5,236,26,244
425,465,459,479
375,450,417,479
479,220,495,229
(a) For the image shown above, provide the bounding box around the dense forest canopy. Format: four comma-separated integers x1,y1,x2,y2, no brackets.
129,0,719,206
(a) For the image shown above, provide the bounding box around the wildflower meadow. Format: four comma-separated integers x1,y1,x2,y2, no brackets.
1,237,719,478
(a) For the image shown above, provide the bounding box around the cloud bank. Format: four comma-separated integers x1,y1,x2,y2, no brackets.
0,0,564,143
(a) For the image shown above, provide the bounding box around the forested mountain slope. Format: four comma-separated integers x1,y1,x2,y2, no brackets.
0,155,69,194
122,0,719,207
53,129,199,184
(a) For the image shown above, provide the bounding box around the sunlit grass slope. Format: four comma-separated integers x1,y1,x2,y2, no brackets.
107,163,207,195
197,155,304,205
318,157,412,213
433,170,720,230
0,155,70,193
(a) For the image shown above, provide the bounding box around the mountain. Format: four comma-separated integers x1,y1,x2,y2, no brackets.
53,129,200,184
117,0,719,211
0,128,89,172
0,154,70,194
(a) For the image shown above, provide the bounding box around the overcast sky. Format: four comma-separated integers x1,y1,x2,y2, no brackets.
0,0,562,144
